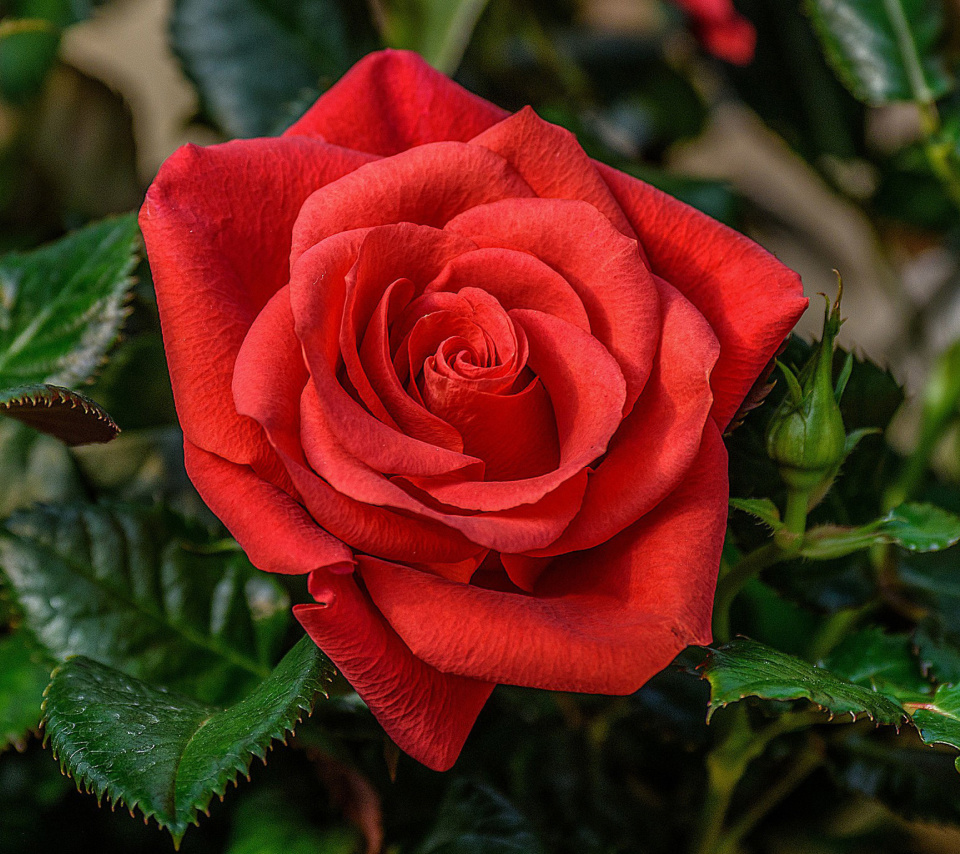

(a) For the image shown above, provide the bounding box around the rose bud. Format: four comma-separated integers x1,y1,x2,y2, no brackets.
766,288,847,498
140,50,806,771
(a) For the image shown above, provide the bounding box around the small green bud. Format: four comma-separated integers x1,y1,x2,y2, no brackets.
766,284,847,494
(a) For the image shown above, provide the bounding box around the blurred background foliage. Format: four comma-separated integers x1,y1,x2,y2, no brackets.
8,0,960,852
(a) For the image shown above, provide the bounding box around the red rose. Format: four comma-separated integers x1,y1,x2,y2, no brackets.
672,0,756,65
140,50,805,770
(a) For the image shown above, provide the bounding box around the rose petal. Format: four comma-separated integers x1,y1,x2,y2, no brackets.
290,228,483,478
446,198,660,414
401,309,626,513
528,276,720,554
359,424,728,692
139,137,375,464
290,142,535,267
471,107,640,246
673,0,756,64
233,284,483,567
285,443,484,566
335,224,488,453
597,162,807,431
233,285,485,567
295,572,494,771
426,247,592,334
183,441,353,574
359,279,466,450
420,370,559,482
284,49,508,156
299,381,590,553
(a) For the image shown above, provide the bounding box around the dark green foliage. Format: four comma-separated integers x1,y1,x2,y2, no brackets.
0,503,291,705
0,214,139,389
43,637,333,844
805,0,952,105
700,639,906,725
414,778,544,854
0,630,51,749
170,0,378,137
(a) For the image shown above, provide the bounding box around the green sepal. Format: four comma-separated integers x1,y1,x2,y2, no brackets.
834,351,854,401
728,497,782,530
776,360,804,407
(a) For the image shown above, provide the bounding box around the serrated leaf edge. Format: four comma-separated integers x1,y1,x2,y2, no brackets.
40,647,331,845
699,641,908,728
0,384,120,444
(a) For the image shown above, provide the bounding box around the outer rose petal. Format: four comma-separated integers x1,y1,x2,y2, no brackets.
184,440,354,574
290,142,534,266
598,162,807,432
284,49,508,155
294,572,494,771
470,108,639,244
360,425,728,692
139,136,374,464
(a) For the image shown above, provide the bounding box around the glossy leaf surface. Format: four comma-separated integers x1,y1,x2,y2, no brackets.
43,636,333,844
0,503,290,705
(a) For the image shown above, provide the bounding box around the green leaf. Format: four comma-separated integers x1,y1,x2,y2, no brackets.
0,214,139,388
805,0,952,105
416,778,545,854
905,684,960,770
170,0,376,138
0,384,119,445
382,0,492,74
913,622,960,685
0,503,290,705
0,631,52,750
881,502,960,551
700,639,906,725
43,635,333,844
823,627,932,699
728,497,782,530
907,685,960,742
798,502,960,559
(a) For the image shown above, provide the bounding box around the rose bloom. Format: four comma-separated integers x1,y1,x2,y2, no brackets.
140,50,805,770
